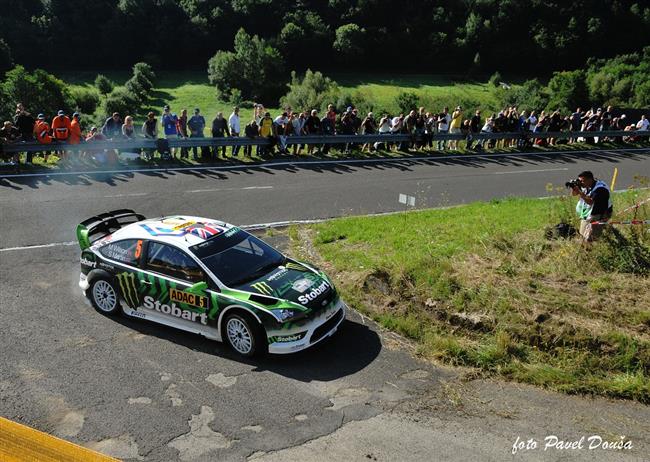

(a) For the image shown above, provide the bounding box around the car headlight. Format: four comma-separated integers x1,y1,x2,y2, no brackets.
274,309,300,322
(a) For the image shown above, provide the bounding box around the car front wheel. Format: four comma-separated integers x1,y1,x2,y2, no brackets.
224,313,265,357
90,278,121,315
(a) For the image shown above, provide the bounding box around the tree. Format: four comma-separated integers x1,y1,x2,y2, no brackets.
1,66,74,119
280,69,339,111
333,24,365,57
95,74,114,96
547,70,588,112
208,28,286,102
0,38,13,74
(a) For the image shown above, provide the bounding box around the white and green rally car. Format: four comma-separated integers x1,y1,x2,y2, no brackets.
76,209,346,357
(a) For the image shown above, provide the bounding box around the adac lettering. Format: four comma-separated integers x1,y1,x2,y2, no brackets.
117,272,140,308
169,288,208,309
298,280,330,305
143,295,208,325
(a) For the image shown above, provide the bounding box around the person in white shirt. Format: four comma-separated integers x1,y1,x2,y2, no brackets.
636,115,649,131
228,106,241,156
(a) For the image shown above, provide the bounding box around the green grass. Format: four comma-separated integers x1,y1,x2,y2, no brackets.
332,72,500,114
58,70,503,123
299,190,650,402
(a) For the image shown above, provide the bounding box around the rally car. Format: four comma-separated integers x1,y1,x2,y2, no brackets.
76,210,346,357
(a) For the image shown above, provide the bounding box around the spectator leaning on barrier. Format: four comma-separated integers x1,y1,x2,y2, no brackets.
637,115,649,131
467,110,481,150
211,112,230,158
161,105,179,158
361,112,376,152
52,109,72,160
102,112,122,139
178,109,189,159
305,109,321,155
449,106,463,150
14,103,36,164
69,113,82,149
34,113,53,162
188,108,206,160
320,111,335,155
229,106,241,157
572,170,613,242
258,112,274,156
244,119,258,158
274,111,289,154
122,115,136,139
141,112,158,160
0,121,21,164
437,107,450,150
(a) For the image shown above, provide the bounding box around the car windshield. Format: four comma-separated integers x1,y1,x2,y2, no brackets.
189,229,284,287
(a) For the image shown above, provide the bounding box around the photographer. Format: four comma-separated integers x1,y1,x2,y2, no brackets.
570,171,613,242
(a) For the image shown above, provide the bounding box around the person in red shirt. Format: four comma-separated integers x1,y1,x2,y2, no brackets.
326,104,337,134
34,113,53,163
69,113,82,144
52,109,72,161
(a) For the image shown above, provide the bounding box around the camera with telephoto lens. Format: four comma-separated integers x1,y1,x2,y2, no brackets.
565,178,581,189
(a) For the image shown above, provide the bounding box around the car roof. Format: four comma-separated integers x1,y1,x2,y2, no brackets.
110,215,239,249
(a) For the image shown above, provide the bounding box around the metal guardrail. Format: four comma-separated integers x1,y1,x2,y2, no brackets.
0,130,643,153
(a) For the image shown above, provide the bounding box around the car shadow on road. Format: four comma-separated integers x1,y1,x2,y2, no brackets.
113,314,382,382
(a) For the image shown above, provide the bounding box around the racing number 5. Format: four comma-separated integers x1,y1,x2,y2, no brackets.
135,240,143,259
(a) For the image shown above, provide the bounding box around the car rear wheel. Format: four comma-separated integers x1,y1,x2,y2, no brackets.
224,313,265,357
90,278,121,315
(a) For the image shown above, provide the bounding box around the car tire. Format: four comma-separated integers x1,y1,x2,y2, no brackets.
224,312,266,357
89,278,121,315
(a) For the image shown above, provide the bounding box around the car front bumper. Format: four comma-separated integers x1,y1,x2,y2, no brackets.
267,299,347,354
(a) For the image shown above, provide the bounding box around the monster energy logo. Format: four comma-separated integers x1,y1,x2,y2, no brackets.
251,281,273,295
117,272,140,308
285,262,307,271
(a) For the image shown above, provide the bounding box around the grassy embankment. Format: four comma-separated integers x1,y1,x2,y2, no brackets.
62,71,501,123
292,188,650,402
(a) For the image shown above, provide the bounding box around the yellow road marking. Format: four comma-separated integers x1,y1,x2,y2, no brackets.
0,416,117,462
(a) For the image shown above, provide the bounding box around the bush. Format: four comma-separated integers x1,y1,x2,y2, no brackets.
208,28,286,102
95,74,114,95
124,77,147,102
280,69,339,112
132,62,156,87
103,88,138,117
1,66,75,120
496,78,549,112
70,87,100,114
394,91,420,113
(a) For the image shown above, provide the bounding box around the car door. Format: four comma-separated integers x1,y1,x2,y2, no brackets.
97,238,145,310
141,241,214,327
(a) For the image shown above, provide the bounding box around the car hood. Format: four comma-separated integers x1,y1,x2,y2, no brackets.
234,262,335,312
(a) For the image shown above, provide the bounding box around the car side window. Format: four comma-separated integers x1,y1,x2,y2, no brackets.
145,241,203,283
99,239,142,266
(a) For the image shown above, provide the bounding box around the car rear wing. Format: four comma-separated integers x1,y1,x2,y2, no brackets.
76,209,146,250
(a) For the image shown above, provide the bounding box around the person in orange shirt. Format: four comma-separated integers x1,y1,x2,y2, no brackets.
69,112,82,144
52,109,72,161
34,113,53,163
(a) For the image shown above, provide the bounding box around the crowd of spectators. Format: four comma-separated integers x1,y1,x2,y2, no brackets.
1,101,648,165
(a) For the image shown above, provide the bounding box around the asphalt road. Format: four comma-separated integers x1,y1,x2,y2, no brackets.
1,148,649,249
1,149,649,461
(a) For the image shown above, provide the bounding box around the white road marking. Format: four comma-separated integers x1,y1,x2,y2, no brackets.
184,185,273,193
494,167,569,175
0,241,77,252
103,192,149,198
1,147,647,178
